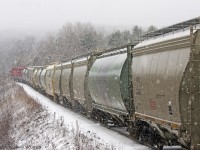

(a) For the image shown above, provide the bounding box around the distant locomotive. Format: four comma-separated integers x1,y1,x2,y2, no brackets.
12,17,200,150
10,66,26,81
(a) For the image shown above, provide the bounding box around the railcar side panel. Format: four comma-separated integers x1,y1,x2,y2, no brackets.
61,67,71,101
24,69,29,82
27,67,35,85
33,69,38,87
40,69,46,90
88,53,129,116
54,67,62,96
36,69,42,88
22,68,26,81
72,60,87,106
45,65,55,96
132,34,191,127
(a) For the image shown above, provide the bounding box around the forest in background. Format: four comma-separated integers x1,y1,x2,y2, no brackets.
0,23,157,75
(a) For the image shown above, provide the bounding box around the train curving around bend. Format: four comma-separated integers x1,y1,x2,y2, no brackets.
11,17,200,150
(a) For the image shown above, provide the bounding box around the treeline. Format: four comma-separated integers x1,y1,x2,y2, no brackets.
0,23,157,74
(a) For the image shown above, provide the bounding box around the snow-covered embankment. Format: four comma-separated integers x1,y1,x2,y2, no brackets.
18,83,148,150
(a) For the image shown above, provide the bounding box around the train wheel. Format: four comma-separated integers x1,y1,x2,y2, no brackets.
156,143,163,150
138,133,144,144
54,95,59,104
63,97,67,108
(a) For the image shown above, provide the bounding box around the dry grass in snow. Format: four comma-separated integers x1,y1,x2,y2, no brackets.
0,80,118,150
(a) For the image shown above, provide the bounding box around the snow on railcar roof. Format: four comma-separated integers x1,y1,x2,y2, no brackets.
135,17,200,49
72,56,88,63
27,66,35,70
99,47,127,57
56,61,71,67
46,64,56,70
134,24,199,49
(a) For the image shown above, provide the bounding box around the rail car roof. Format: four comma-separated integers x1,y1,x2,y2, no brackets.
61,61,71,66
134,24,200,49
135,17,200,49
135,29,189,48
72,57,88,63
27,67,33,69
98,47,127,58
56,61,71,67
141,17,200,39
46,64,56,70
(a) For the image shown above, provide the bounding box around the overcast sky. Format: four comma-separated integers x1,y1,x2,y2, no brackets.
0,0,200,34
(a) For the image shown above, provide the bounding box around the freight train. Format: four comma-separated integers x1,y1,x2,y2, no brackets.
11,17,200,150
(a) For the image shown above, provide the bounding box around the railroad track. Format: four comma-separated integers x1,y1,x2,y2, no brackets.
41,94,160,149
89,118,157,150
76,107,186,150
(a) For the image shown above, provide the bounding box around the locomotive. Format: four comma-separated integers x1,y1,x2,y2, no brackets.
11,17,200,150
10,66,26,81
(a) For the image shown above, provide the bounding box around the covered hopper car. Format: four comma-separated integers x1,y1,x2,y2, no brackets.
12,17,200,149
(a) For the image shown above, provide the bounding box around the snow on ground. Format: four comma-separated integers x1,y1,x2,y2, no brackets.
1,82,121,150
18,83,149,150
4,84,80,150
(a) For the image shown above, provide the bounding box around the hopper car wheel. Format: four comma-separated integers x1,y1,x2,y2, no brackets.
156,143,163,150
63,97,67,108
138,133,144,144
54,95,59,104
